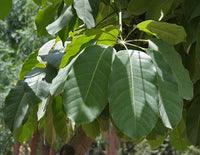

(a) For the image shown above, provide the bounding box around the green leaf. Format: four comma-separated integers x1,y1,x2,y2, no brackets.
24,68,50,99
147,49,183,128
38,39,56,56
170,117,190,152
50,52,80,96
109,50,158,140
186,96,200,146
59,34,96,68
4,80,40,132
40,50,65,68
0,0,12,20
127,0,152,15
147,119,167,148
82,120,100,138
146,0,174,21
46,5,74,35
184,0,200,21
196,36,200,62
137,20,186,45
74,0,96,28
35,5,57,35
33,0,47,6
63,45,114,124
149,39,193,100
13,106,38,142
97,104,109,132
52,96,70,141
19,50,39,80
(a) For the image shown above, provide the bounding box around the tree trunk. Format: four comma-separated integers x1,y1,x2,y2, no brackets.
13,142,20,155
106,123,120,155
31,129,39,155
60,126,94,155
41,137,51,155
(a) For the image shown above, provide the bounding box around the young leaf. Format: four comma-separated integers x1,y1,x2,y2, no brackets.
74,0,97,28
4,80,40,132
109,50,158,140
137,20,186,45
0,0,12,20
46,5,74,35
148,39,193,100
63,45,114,124
147,49,183,128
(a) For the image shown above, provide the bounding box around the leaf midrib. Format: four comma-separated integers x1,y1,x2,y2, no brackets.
83,48,107,103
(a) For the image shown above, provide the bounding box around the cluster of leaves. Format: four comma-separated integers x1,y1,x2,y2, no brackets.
1,0,200,153
0,0,51,153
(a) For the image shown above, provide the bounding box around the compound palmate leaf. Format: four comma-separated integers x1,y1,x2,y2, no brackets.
109,50,158,140
63,45,115,124
4,80,40,132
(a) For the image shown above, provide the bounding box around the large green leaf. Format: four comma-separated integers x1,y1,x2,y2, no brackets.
38,39,56,56
46,5,74,35
147,49,183,128
63,45,114,124
0,0,12,20
170,117,190,152
127,0,152,15
35,5,58,35
145,0,173,21
184,0,200,21
4,80,40,132
148,39,193,100
137,20,186,45
19,50,39,80
186,96,200,146
13,106,38,142
52,96,70,141
74,0,96,28
109,50,158,140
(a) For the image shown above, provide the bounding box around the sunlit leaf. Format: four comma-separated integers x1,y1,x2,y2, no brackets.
109,50,158,140
63,45,114,124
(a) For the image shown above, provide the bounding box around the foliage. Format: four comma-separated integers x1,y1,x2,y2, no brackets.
1,0,200,153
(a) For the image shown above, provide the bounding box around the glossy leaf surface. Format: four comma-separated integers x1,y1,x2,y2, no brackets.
63,45,114,124
4,81,40,132
148,39,193,100
109,50,158,140
147,49,183,128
